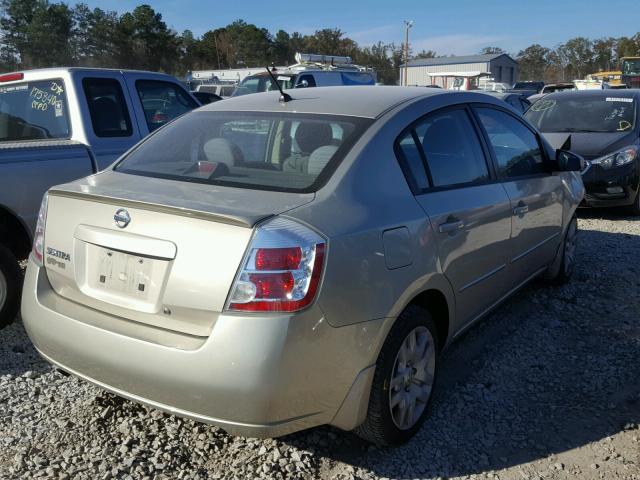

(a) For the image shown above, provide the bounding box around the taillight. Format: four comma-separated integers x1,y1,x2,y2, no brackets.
226,217,326,313
0,72,23,82
32,193,49,266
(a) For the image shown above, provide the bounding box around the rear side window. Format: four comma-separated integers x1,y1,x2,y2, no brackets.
136,80,198,132
396,132,429,191
0,79,70,141
115,111,371,193
83,78,132,137
476,107,545,178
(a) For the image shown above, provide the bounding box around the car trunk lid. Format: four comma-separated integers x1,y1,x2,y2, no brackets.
43,171,314,337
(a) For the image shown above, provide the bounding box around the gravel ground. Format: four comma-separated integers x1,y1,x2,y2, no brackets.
1,211,639,480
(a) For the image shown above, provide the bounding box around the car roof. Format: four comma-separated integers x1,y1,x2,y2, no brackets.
200,86,452,119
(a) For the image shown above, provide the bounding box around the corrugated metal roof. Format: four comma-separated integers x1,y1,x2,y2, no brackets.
403,54,515,68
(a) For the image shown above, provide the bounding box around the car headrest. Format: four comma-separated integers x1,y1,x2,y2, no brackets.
203,138,244,166
307,145,339,175
295,122,334,154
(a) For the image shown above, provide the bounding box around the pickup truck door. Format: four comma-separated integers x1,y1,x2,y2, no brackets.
122,72,199,137
75,71,143,171
473,106,564,283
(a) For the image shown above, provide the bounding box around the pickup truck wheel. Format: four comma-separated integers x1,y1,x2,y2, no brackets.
354,305,439,445
0,245,21,329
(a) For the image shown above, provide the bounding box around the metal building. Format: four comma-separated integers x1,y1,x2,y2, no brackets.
400,53,519,87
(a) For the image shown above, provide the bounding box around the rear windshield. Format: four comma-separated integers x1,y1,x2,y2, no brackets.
0,79,70,141
115,111,372,193
525,96,637,133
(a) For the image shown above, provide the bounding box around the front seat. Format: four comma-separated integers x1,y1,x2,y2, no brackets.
283,122,334,173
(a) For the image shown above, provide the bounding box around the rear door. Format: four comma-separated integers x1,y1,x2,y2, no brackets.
474,106,563,283
76,72,142,170
399,106,513,326
124,75,198,135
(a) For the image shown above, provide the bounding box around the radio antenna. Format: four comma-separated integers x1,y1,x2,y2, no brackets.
265,67,292,103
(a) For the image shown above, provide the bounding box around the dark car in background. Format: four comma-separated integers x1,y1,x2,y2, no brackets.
528,83,576,104
480,91,531,113
525,90,640,213
508,81,545,98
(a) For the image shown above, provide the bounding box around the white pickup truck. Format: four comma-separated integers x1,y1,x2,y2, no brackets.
0,68,200,327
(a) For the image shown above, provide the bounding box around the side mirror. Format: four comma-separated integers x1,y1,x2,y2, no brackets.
296,79,309,88
556,149,586,171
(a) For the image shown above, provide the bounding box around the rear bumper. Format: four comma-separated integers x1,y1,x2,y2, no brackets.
580,162,639,208
21,258,387,437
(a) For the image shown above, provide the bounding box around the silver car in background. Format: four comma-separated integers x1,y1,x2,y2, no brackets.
22,86,584,445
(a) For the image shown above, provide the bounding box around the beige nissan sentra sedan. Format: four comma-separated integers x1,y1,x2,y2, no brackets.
22,86,585,445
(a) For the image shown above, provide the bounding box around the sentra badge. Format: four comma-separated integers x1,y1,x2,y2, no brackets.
46,247,70,269
46,247,70,261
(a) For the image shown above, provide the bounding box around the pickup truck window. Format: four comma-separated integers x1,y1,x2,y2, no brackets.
136,80,198,132
0,79,70,141
83,78,132,137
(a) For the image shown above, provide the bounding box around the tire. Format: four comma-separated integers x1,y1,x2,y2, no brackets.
354,305,439,446
0,244,22,330
548,214,578,285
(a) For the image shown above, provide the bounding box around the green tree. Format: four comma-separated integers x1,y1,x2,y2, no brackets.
303,28,358,58
592,37,617,72
479,46,505,55
414,49,437,59
116,5,178,72
559,37,594,78
516,44,550,81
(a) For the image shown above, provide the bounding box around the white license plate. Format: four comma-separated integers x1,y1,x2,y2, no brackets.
95,248,154,298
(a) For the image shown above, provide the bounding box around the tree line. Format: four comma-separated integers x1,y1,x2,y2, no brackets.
1,0,639,85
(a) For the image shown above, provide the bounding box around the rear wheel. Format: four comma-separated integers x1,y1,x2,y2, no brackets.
548,215,578,285
354,305,439,445
0,245,22,329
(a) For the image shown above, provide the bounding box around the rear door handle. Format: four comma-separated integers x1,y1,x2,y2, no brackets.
438,219,465,233
513,204,529,216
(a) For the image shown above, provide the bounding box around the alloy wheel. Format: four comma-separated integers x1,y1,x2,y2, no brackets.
563,218,578,277
389,326,436,430
0,268,7,312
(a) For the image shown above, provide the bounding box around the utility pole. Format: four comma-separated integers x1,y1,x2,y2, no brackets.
403,20,414,86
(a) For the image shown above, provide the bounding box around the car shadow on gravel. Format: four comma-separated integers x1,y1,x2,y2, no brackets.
281,228,640,479
577,207,640,221
0,316,51,377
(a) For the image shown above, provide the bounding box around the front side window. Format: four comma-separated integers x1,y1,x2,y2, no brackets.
136,80,198,132
0,79,70,141
115,111,371,193
83,77,132,137
416,109,490,188
477,107,546,178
